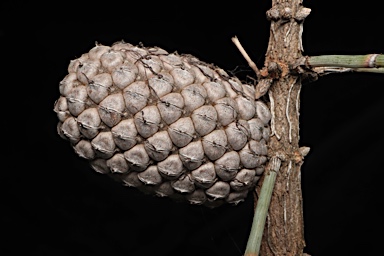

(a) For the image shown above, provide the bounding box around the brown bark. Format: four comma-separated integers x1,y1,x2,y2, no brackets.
256,0,309,255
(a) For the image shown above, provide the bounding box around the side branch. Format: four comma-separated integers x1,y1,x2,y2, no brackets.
306,54,383,68
300,54,384,74
245,157,282,256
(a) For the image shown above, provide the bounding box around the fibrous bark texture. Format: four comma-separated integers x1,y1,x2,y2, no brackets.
257,0,309,255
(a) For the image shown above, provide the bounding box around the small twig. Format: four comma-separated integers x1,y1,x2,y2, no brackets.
244,156,282,256
231,36,261,79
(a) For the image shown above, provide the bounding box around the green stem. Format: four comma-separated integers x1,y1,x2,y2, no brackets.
244,157,281,256
307,54,384,68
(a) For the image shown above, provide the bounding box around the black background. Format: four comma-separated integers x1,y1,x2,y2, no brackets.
2,1,383,255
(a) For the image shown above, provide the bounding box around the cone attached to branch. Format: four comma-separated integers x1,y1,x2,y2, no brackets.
54,41,273,207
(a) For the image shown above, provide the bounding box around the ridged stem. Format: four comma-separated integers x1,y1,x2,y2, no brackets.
244,157,281,256
307,54,384,68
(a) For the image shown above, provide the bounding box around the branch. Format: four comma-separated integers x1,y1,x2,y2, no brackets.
307,54,383,68
302,54,384,74
244,156,282,256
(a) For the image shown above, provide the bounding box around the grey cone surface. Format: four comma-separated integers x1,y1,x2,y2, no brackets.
54,41,272,207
